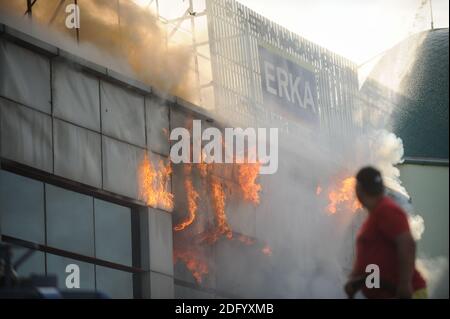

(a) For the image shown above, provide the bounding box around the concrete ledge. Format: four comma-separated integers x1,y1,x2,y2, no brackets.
57,48,108,77
106,68,152,96
0,24,58,57
175,97,215,122
152,87,176,104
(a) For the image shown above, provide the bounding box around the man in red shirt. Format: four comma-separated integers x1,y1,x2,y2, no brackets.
344,167,427,299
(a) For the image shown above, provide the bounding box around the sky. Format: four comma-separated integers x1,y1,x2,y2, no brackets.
236,0,449,65
135,0,449,67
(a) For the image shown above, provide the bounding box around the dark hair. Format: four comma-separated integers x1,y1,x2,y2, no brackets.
356,166,385,196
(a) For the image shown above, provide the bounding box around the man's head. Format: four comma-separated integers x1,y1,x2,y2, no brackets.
355,166,385,209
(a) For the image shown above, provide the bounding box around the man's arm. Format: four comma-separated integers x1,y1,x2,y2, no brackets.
395,232,416,298
344,259,365,299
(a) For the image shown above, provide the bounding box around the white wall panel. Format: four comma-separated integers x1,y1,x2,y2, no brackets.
102,136,145,199
146,97,170,156
0,39,51,114
0,97,52,172
53,119,102,188
53,60,100,131
100,81,146,147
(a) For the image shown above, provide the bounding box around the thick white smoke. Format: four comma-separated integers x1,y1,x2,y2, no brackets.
362,130,426,240
417,257,449,298
358,129,447,298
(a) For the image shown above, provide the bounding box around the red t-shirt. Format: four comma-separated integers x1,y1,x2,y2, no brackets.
355,196,426,298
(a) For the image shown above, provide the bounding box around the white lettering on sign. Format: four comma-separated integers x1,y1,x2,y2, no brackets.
263,61,316,113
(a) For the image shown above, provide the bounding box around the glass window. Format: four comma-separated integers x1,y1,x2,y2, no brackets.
46,184,94,256
94,199,132,266
1,170,139,298
96,266,133,299
11,247,46,278
46,254,96,291
0,170,45,244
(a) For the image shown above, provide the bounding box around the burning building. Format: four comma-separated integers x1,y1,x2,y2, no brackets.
1,0,439,299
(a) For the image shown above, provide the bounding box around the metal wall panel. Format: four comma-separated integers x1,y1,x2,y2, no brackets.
0,39,51,114
100,81,146,147
53,60,101,132
147,207,174,277
226,183,257,237
102,136,145,199
0,98,52,172
146,97,170,156
149,271,174,299
53,119,102,188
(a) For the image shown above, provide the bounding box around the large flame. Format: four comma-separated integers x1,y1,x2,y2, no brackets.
210,177,233,241
174,166,199,232
200,177,233,244
138,153,174,211
159,128,263,284
325,177,362,214
238,162,262,205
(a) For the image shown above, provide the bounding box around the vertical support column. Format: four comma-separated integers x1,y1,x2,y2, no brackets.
138,206,174,299
189,0,202,105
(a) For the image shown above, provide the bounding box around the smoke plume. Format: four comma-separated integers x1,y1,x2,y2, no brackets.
0,0,195,101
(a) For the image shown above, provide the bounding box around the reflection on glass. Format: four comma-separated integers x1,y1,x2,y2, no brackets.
94,199,132,266
46,184,94,256
46,253,95,291
11,248,45,278
96,266,133,299
0,170,45,244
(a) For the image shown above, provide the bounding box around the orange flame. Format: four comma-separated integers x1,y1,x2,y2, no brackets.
174,248,208,284
326,177,362,214
138,153,174,211
172,145,264,282
200,177,233,244
211,178,233,240
238,162,262,205
174,175,199,232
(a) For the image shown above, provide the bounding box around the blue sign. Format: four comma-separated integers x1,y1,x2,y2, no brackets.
259,45,319,124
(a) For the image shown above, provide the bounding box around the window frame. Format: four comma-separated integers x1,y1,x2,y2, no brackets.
0,159,145,298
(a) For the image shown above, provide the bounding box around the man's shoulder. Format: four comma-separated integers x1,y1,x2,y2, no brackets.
375,196,405,216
